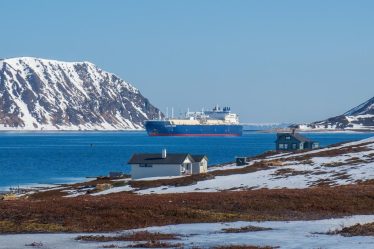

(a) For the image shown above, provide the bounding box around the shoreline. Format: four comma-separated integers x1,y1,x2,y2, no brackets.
1,133,373,194
0,177,92,195
0,129,146,133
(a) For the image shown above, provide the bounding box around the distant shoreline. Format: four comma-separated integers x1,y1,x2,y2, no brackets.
0,129,146,133
0,129,373,133
254,129,374,133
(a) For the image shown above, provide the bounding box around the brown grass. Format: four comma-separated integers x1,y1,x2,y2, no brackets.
329,222,374,237
290,143,372,161
272,168,312,177
129,173,215,189
251,150,282,159
213,246,276,249
210,161,272,176
1,183,374,233
320,162,345,167
127,241,183,248
222,225,272,233
29,178,117,199
309,178,337,187
75,231,179,242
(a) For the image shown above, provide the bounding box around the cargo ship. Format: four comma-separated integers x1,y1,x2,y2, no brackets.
145,106,243,136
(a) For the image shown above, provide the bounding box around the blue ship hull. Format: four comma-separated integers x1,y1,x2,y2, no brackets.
145,120,243,136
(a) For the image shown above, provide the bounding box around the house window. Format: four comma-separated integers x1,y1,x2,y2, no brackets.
286,136,291,140
284,144,288,149
140,164,152,167
292,144,297,149
279,144,284,149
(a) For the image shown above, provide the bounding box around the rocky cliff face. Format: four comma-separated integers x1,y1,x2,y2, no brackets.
0,57,162,130
297,97,374,131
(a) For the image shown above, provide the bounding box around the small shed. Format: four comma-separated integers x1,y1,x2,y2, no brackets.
128,149,208,179
275,130,319,151
236,157,247,166
191,155,208,175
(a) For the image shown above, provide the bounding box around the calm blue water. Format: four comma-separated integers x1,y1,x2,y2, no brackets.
0,131,372,190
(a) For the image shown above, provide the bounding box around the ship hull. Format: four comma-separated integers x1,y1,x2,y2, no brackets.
145,120,243,136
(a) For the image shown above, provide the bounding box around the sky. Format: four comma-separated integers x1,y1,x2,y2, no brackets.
1,0,374,123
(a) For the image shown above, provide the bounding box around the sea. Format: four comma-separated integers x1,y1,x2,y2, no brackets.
0,131,373,191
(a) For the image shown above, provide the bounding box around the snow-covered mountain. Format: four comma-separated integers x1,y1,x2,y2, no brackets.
297,97,374,131
0,57,162,130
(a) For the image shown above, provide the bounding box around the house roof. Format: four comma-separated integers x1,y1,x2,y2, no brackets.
277,132,313,143
128,153,194,165
191,155,208,162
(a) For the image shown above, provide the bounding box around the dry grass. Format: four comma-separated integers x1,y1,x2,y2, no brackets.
209,161,272,176
29,178,117,199
272,168,312,177
1,183,374,233
329,222,374,237
309,178,337,187
320,162,345,167
75,231,179,242
0,220,67,233
127,241,183,248
101,245,121,248
290,143,372,162
222,225,272,233
129,173,215,189
213,246,276,249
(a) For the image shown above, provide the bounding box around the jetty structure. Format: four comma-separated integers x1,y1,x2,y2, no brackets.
144,105,243,136
128,149,208,179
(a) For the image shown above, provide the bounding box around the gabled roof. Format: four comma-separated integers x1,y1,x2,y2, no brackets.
191,155,208,162
277,132,313,143
128,153,194,165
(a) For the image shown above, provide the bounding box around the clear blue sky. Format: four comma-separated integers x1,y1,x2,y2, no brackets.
2,0,374,123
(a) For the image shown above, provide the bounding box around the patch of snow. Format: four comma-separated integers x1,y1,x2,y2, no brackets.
91,185,133,196
1,215,373,249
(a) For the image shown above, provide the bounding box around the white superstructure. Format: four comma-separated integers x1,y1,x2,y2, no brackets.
180,106,240,124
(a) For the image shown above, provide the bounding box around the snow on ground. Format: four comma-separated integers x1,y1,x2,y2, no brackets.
90,185,133,196
0,215,373,249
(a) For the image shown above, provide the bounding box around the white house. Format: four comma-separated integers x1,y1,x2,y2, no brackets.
128,149,208,179
191,155,208,175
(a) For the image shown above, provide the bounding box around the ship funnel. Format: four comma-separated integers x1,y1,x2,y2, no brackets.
162,149,167,158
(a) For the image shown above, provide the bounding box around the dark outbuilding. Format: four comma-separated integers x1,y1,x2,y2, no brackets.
275,130,319,151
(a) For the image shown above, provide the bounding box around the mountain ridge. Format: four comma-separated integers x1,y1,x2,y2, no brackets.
297,96,374,131
0,57,161,130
